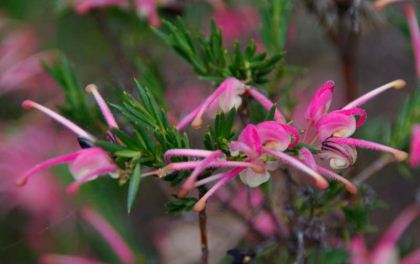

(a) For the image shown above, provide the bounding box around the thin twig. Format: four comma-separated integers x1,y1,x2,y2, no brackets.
198,188,209,264
353,155,393,185
295,231,305,264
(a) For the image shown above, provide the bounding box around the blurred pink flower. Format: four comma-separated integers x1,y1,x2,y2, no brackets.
409,125,420,167
349,205,420,264
72,0,160,26
217,187,279,237
211,3,259,42
0,121,67,218
0,22,55,95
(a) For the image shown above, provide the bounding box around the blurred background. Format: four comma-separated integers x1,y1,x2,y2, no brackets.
0,0,419,263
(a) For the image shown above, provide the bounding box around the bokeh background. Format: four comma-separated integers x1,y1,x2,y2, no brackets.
0,0,419,263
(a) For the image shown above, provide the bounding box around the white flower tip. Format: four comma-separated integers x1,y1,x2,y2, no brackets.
191,117,203,129
85,83,98,93
193,200,206,212
392,79,406,90
15,177,28,186
21,100,35,110
394,151,408,161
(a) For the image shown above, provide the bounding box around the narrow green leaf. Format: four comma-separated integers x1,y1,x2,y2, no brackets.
127,163,142,213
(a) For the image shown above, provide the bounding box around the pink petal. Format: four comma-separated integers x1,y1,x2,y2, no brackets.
410,125,420,167
317,111,357,141
305,80,334,123
256,121,299,149
235,124,263,157
69,147,117,181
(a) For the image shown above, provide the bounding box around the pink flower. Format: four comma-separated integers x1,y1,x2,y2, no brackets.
0,121,67,217
409,125,420,167
72,0,160,26
212,5,260,41
349,205,420,264
302,80,408,169
17,85,119,194
176,77,285,130
147,121,329,212
0,23,55,95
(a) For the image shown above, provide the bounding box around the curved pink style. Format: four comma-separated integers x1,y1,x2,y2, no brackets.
22,100,95,141
349,205,420,264
82,208,135,264
86,84,119,129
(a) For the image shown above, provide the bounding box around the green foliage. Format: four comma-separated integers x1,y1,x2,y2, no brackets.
107,80,189,166
44,54,98,128
165,196,197,213
259,0,292,53
307,247,349,264
204,109,236,152
127,163,142,213
153,18,282,85
390,88,420,148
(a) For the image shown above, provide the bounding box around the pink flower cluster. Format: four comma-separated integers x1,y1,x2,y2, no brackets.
149,77,407,212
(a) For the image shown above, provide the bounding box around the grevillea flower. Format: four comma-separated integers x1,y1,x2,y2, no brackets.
302,80,408,169
41,208,135,264
176,77,285,130
349,204,420,264
147,120,330,211
17,85,119,194
409,125,420,167
71,0,160,26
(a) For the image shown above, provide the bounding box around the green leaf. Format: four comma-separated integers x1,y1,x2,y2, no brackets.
127,163,142,213
165,196,197,213
154,18,283,85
